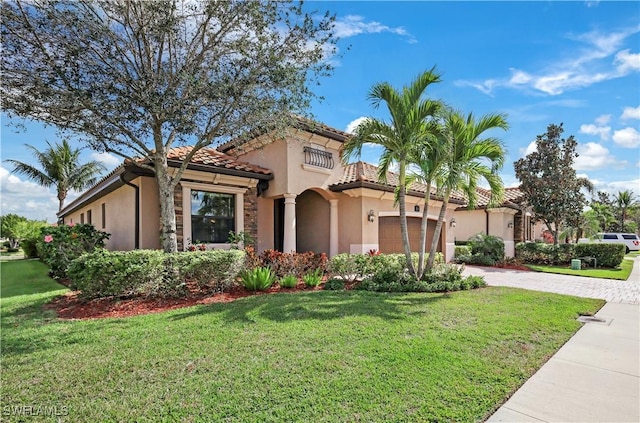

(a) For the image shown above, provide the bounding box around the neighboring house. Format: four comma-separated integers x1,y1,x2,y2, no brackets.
453,187,547,257
58,118,485,261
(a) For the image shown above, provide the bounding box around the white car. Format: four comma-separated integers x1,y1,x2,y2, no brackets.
595,233,640,253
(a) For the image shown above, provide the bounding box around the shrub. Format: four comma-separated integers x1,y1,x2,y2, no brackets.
454,245,471,258
68,250,185,299
67,249,245,299
38,224,110,280
515,242,575,265
327,253,370,282
20,239,39,258
175,250,245,292
259,250,327,278
241,267,275,291
323,278,345,290
574,243,625,268
302,268,324,287
468,234,504,264
279,274,298,288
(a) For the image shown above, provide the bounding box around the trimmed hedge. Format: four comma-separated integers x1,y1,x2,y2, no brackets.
574,243,625,268
68,249,245,299
515,242,575,265
516,242,625,268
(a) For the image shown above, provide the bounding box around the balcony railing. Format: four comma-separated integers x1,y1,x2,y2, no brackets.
303,146,334,169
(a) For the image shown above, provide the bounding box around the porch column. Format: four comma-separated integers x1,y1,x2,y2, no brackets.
283,193,297,253
329,199,339,257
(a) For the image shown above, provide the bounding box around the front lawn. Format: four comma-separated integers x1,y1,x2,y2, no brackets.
1,260,603,422
526,256,634,280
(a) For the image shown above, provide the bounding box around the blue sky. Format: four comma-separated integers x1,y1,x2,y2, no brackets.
1,1,639,222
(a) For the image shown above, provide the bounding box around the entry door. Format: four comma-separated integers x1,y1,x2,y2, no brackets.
273,198,285,252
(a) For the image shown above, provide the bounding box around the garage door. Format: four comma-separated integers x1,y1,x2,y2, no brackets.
378,216,442,254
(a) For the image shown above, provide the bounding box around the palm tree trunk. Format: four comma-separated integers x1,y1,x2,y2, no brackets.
426,193,448,271
416,182,431,279
398,162,416,276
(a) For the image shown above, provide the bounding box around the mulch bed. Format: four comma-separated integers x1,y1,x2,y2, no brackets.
44,282,328,321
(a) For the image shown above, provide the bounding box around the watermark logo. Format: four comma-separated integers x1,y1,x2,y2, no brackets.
2,405,69,417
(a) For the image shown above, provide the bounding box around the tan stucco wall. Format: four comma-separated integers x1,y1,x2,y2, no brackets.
296,190,330,254
453,207,518,257
453,209,487,241
235,131,344,198
256,196,274,252
64,180,137,251
138,176,161,249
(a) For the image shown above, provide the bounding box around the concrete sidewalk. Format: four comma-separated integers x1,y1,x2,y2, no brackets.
487,302,639,422
483,257,640,422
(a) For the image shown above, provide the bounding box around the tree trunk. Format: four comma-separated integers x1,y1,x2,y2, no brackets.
397,162,416,276
155,159,178,253
416,182,431,280
426,194,448,272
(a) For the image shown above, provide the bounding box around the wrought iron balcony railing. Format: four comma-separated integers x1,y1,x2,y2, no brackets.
303,146,334,169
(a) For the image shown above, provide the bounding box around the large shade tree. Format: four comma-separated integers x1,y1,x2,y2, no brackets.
426,110,507,271
5,140,105,211
514,123,592,246
342,68,442,276
1,0,337,252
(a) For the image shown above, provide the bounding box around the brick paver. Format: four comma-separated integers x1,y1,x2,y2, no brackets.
462,257,640,304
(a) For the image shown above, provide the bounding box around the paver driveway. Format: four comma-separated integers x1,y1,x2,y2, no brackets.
462,257,640,304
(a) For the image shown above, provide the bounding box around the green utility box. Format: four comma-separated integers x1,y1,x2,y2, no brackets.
571,259,581,270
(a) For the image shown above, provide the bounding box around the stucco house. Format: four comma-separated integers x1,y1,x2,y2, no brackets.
453,187,547,257
58,118,532,261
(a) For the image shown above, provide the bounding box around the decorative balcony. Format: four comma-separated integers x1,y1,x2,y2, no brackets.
303,146,334,170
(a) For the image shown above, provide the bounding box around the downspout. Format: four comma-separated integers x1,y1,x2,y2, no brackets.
120,173,140,249
484,209,489,235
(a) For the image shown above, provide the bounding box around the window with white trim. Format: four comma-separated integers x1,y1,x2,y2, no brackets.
190,191,235,243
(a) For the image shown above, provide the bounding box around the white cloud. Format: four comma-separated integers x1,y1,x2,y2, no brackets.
574,142,624,170
333,15,417,43
91,152,121,168
590,178,640,196
0,166,59,222
614,49,640,73
579,123,611,140
345,116,368,134
518,140,538,157
584,1,600,7
621,105,640,120
456,25,640,95
612,127,640,148
595,114,611,125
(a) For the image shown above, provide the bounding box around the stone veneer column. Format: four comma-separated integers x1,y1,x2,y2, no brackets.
283,193,297,253
329,199,339,257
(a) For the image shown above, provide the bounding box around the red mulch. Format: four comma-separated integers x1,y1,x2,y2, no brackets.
44,282,325,321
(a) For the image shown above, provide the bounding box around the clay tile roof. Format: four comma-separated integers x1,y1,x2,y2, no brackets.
166,146,272,176
473,186,524,208
331,162,467,203
218,115,351,154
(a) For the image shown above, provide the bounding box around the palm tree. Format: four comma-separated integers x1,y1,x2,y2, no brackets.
5,139,106,211
425,110,508,271
405,129,446,279
589,202,615,232
614,190,636,231
342,68,442,275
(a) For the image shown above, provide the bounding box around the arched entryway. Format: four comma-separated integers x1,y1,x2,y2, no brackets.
295,189,330,254
378,216,444,254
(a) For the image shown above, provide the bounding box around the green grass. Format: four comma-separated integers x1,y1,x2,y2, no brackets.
526,257,634,280
1,260,604,422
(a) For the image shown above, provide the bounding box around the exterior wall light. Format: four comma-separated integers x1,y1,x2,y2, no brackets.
367,210,375,222
508,221,514,228
450,218,456,228
414,205,420,212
